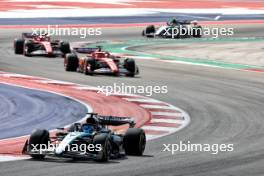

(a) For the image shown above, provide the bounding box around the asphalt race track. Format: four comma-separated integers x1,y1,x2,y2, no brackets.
0,25,264,176
0,83,88,139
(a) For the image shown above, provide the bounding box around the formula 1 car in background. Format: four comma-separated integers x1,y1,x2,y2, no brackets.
22,113,146,162
14,33,71,57
142,18,203,38
64,46,139,77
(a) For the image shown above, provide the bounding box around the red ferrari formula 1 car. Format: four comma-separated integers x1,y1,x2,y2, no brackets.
64,46,139,77
14,33,71,57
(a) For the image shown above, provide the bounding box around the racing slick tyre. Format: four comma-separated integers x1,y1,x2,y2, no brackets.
14,38,24,54
123,128,146,156
93,133,111,162
145,25,155,34
60,41,71,56
24,40,34,57
144,25,155,38
84,58,96,75
124,58,136,77
28,129,50,159
192,25,203,38
65,53,79,71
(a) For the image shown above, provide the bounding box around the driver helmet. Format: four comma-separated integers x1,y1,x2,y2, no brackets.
192,20,198,25
82,124,94,133
171,18,177,24
86,116,99,126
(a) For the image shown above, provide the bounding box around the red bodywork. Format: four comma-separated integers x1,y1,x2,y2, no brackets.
71,49,120,74
90,51,118,73
30,36,53,55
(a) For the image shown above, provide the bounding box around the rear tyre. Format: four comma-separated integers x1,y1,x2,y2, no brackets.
123,128,146,156
28,129,50,159
14,38,24,54
60,41,71,56
145,25,155,34
124,58,136,77
65,54,78,71
192,25,202,38
144,25,155,38
93,133,111,162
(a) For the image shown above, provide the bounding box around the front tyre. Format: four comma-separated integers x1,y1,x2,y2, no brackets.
14,38,24,54
84,58,96,75
124,58,136,77
24,40,34,57
28,129,50,159
93,133,111,162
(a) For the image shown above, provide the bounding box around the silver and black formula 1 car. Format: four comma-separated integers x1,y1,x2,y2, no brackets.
22,113,146,162
64,46,139,77
142,18,203,38
14,33,71,57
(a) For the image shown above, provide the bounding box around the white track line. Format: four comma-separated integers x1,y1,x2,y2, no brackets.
150,119,183,124
35,80,76,85
140,104,176,110
145,134,160,141
0,73,36,78
0,155,29,162
150,112,182,116
73,86,100,91
142,126,178,132
123,98,161,103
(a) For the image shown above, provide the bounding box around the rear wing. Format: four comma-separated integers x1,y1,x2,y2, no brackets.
98,116,135,127
88,113,135,127
73,47,98,54
73,46,102,54
22,32,37,38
